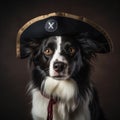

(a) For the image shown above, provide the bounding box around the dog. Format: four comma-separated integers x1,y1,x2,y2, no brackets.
16,12,112,120
27,35,106,120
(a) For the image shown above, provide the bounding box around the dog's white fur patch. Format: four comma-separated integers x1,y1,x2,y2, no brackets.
49,36,69,78
31,77,91,120
31,88,49,120
43,77,79,111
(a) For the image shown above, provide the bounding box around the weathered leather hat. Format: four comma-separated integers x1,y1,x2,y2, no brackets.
16,12,112,58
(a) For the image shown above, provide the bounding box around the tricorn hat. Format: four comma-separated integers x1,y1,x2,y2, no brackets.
16,12,112,59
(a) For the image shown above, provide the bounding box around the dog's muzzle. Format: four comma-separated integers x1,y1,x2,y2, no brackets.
53,62,67,73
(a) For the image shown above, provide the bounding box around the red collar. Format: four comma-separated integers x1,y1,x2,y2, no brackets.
47,99,56,120
41,92,57,120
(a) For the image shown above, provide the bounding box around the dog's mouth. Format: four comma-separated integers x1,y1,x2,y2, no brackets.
50,67,70,80
51,70,70,80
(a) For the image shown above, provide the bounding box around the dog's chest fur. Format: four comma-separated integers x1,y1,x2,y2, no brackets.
31,89,91,120
31,77,91,120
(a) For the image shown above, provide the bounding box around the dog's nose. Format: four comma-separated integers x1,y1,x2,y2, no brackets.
53,62,67,72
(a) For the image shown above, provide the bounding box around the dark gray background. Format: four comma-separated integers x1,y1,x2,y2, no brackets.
0,0,120,120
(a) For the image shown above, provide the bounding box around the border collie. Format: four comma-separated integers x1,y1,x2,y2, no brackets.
27,35,106,120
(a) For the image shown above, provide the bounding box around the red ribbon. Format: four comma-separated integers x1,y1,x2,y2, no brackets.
47,99,56,120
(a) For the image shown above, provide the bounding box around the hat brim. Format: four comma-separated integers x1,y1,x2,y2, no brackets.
16,12,112,58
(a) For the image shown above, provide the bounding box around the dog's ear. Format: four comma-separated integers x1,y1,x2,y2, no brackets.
17,38,40,59
77,32,111,59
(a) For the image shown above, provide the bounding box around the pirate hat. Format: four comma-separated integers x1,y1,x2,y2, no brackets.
16,12,112,59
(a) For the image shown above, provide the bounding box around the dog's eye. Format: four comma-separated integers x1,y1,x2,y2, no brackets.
44,48,53,56
69,47,75,55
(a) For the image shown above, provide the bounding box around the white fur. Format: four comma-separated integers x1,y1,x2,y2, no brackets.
42,77,79,111
31,77,91,120
49,36,69,78
31,88,49,120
